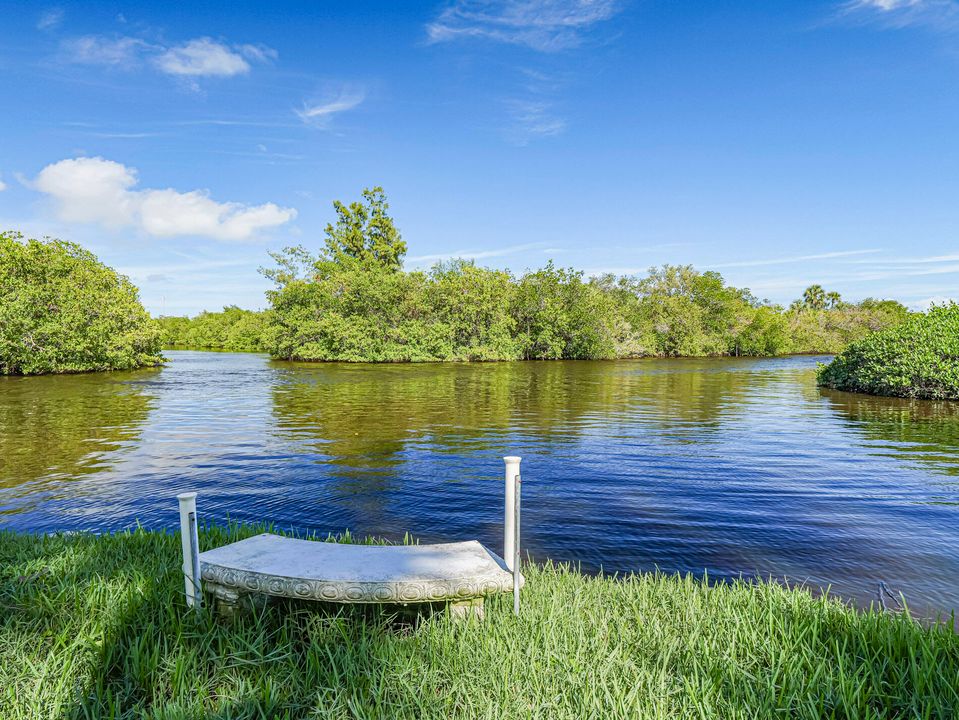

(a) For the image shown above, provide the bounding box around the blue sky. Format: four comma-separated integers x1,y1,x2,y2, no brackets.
1,0,958,315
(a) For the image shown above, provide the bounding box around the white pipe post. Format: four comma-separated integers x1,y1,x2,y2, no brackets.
503,456,521,570
177,492,201,609
513,473,521,616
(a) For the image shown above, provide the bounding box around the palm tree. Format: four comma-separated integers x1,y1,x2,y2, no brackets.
826,291,843,310
802,284,827,311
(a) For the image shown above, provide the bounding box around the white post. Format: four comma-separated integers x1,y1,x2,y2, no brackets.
513,472,521,616
177,492,201,609
503,456,521,570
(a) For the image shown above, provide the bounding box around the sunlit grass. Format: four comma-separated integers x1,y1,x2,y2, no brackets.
2,525,957,719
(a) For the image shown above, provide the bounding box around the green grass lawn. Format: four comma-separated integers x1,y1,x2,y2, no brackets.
2,525,957,719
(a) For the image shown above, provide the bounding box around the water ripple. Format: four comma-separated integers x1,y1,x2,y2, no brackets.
1,352,958,616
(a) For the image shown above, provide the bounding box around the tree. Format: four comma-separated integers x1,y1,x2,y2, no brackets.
427,260,519,360
802,284,827,311
0,231,163,375
512,262,619,360
631,265,755,356
156,307,271,351
260,198,912,364
323,187,406,271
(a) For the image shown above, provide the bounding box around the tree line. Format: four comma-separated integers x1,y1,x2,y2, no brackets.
160,188,909,361
2,189,913,375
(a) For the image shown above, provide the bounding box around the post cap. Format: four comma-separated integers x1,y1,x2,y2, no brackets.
503,456,522,463
176,492,198,501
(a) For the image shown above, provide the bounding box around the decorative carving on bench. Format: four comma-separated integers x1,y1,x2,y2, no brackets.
200,564,511,604
194,533,520,617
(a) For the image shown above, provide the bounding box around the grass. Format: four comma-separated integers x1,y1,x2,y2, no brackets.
2,525,958,719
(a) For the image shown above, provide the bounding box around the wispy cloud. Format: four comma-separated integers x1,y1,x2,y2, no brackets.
911,295,958,310
504,98,567,144
61,34,275,80
709,249,882,269
297,87,366,126
0,174,7,192
172,119,299,128
30,156,296,241
236,44,279,63
863,250,959,264
62,36,151,68
37,8,64,31
843,0,959,28
852,0,926,10
407,241,560,266
87,131,162,139
426,0,621,51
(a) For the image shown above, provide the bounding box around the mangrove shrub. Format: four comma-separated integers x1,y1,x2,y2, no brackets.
157,306,270,352
0,231,163,375
817,303,959,399
261,189,909,362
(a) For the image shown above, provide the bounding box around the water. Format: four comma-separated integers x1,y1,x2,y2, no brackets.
2,351,958,617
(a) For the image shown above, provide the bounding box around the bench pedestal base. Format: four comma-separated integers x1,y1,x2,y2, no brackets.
448,597,485,620
206,582,245,619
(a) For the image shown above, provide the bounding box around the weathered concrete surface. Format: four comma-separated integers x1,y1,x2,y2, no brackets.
198,533,521,606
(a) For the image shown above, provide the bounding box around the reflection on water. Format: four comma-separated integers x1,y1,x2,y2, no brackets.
1,351,958,617
821,389,959,480
0,372,156,491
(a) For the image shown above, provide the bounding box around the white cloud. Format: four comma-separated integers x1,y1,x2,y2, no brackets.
0,175,7,192
61,35,275,79
37,8,64,31
33,157,296,241
155,38,251,77
138,189,294,239
297,88,366,125
427,0,621,51
34,157,139,226
63,36,149,68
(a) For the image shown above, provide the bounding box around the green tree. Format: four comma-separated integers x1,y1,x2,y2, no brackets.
630,265,755,356
323,187,406,271
260,190,913,363
735,305,792,356
157,307,271,351
512,262,619,360
0,231,163,375
426,260,519,360
802,285,827,311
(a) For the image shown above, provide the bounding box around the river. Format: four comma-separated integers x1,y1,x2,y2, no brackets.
2,351,957,617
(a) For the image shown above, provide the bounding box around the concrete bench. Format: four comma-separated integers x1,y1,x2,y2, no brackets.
176,456,525,618
198,532,519,618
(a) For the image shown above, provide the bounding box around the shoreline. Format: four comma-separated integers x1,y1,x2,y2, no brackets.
3,524,957,717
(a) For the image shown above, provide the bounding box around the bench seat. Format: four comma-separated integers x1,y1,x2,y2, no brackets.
198,533,519,613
